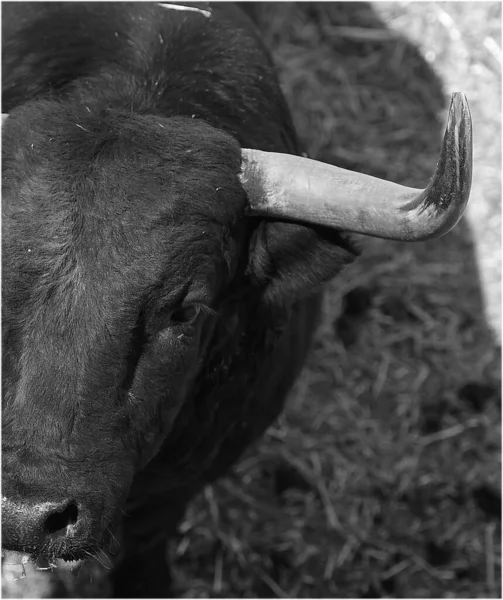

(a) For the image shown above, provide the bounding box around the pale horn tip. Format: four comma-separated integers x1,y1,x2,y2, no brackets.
447,92,472,153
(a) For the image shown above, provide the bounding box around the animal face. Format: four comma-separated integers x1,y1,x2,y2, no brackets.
1,1,472,574
2,100,247,559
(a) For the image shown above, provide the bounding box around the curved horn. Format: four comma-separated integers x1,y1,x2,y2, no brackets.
240,93,472,241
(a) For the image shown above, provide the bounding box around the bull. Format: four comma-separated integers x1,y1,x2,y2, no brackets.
1,2,472,597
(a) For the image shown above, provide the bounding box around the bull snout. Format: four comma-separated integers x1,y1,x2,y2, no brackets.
1,496,94,559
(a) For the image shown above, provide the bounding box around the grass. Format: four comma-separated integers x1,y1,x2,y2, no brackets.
169,3,501,598
2,2,500,598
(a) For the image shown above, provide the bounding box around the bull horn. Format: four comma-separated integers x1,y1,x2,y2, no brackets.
240,92,472,241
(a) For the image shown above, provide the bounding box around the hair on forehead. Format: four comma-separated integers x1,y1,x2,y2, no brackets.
3,96,248,244
2,97,249,331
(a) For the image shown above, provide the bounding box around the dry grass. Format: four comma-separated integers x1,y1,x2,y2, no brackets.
170,3,501,598
2,2,500,599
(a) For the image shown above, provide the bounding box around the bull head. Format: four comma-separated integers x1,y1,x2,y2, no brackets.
1,92,472,576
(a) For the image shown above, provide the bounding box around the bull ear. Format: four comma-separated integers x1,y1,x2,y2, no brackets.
246,219,360,306
2,114,8,126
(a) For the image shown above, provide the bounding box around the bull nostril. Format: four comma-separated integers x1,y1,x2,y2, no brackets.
43,502,79,535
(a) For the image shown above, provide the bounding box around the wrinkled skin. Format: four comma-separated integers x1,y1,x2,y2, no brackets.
2,3,358,596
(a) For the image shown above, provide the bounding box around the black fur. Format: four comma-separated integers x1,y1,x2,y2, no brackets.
2,3,358,596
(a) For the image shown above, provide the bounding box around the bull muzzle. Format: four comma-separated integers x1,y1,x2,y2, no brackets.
1,496,93,559
240,92,472,241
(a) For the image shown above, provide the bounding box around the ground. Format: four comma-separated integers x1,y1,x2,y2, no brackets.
169,3,501,598
2,2,501,599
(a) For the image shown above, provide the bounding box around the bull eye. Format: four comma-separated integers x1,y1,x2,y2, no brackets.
170,304,200,325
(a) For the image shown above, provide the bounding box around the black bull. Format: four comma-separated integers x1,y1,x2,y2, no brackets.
1,2,472,597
